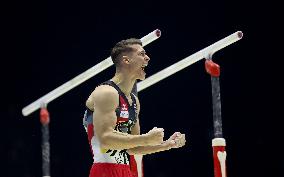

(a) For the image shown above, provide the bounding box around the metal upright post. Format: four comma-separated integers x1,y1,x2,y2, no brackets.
40,103,51,177
205,58,227,177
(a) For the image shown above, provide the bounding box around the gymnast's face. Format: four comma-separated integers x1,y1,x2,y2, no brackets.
124,44,150,80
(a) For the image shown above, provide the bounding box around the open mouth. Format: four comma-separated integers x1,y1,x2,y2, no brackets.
141,64,148,71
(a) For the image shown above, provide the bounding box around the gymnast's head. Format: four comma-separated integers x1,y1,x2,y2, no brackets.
111,38,150,80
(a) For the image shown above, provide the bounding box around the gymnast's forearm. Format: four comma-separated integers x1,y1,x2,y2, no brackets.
99,130,151,150
127,143,171,155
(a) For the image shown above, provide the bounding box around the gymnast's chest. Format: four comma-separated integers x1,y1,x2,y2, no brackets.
115,96,137,132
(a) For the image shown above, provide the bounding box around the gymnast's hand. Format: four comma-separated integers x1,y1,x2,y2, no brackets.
145,127,164,146
164,132,186,149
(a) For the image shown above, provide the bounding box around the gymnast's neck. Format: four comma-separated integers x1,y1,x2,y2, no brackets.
111,71,136,97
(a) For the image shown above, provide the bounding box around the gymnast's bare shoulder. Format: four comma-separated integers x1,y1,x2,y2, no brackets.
85,85,118,111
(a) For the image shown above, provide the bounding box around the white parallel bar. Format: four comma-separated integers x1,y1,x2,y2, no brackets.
137,31,243,92
22,29,161,116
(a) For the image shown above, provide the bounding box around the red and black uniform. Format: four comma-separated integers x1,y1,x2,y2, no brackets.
83,80,141,177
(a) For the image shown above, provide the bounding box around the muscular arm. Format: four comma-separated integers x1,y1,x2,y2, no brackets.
128,122,171,155
88,85,160,150
128,122,185,155
127,96,186,155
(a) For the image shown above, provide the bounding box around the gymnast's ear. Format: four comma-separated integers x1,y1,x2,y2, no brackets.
122,55,131,64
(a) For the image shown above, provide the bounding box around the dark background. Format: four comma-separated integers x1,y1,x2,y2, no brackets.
2,0,283,177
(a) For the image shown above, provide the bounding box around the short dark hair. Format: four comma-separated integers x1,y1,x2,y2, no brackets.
111,38,142,66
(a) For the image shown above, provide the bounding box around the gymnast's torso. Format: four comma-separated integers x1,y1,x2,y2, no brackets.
83,80,138,165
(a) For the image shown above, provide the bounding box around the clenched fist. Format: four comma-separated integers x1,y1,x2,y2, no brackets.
164,132,186,149
145,127,164,146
